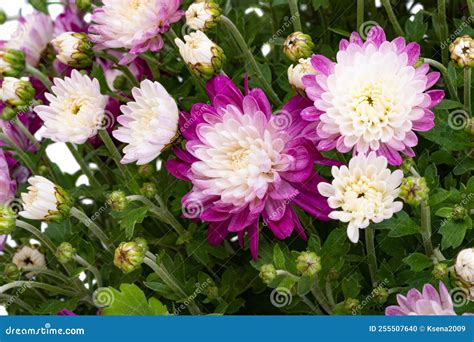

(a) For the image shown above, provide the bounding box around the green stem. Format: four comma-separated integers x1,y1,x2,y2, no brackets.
0,133,37,172
464,67,471,115
325,281,336,307
22,267,71,284
16,220,56,254
0,281,77,297
144,254,201,315
365,227,377,287
220,16,281,106
311,275,332,314
437,0,449,65
24,65,52,90
66,143,102,189
70,207,114,252
357,0,364,32
105,91,131,103
420,201,434,257
95,51,139,87
299,294,321,313
381,0,404,36
468,0,474,17
74,255,103,288
424,58,460,101
288,0,302,32
14,118,40,150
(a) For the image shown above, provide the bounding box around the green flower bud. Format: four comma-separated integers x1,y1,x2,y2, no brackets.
400,157,414,174
399,176,429,206
51,32,93,69
185,0,222,31
56,242,76,264
112,74,128,91
465,119,474,135
4,263,20,281
344,298,360,312
114,241,145,273
259,264,276,285
0,10,7,25
449,36,474,68
138,164,155,179
432,262,449,280
140,182,158,199
0,206,16,235
50,186,73,222
414,58,424,68
1,78,36,108
283,32,314,62
328,267,339,280
452,205,468,221
296,251,321,277
37,165,49,177
0,49,25,77
76,0,91,11
372,287,389,305
106,191,128,212
205,286,219,300
1,106,17,121
134,237,148,255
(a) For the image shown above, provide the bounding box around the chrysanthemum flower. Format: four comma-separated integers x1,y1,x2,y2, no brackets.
34,70,108,144
302,26,444,165
88,0,184,63
317,152,403,243
112,80,179,165
2,13,53,66
385,282,473,315
166,76,336,258
288,57,317,93
185,1,221,31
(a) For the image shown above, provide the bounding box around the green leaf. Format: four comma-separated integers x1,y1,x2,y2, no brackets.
112,206,148,239
435,207,453,218
435,100,464,110
402,253,432,272
439,219,470,250
297,277,313,296
100,284,169,315
342,273,361,298
374,211,420,238
273,244,286,270
312,0,330,10
405,11,427,42
429,189,451,206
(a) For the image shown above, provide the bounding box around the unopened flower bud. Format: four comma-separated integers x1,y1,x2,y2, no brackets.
399,176,429,206
205,286,219,300
0,10,7,25
400,157,414,174
76,0,91,11
449,35,473,68
329,267,339,280
175,31,225,80
0,49,26,77
112,74,128,91
134,237,148,255
138,164,155,179
452,205,468,221
4,263,20,281
1,77,35,107
296,251,321,277
56,242,76,263
372,287,389,305
432,262,449,280
288,57,317,94
106,191,128,212
140,182,157,199
1,106,16,121
455,248,474,287
344,298,360,312
0,205,16,235
114,241,145,273
185,0,221,31
51,32,93,69
283,32,314,62
259,264,276,285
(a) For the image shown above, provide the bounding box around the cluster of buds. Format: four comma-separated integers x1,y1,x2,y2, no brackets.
449,35,473,68
51,32,93,69
287,57,317,94
399,176,429,206
140,182,158,199
185,0,221,31
0,77,36,120
432,262,449,280
56,242,77,264
0,49,26,78
175,31,225,80
283,32,314,62
114,237,148,274
259,264,276,285
106,190,128,212
296,251,321,277
0,205,17,235
138,164,155,179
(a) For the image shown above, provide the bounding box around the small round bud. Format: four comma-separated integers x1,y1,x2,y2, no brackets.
0,49,26,77
449,35,473,68
138,164,155,179
51,32,93,69
0,10,7,25
112,74,128,91
399,176,429,206
413,58,424,69
134,237,148,255
455,248,474,287
259,264,276,285
56,242,76,264
432,262,449,280
372,287,389,305
140,182,158,199
328,267,339,280
1,77,36,107
452,205,468,221
37,165,49,177
76,0,91,11
1,106,17,121
4,263,20,281
205,286,219,300
114,241,145,274
0,205,16,235
296,251,321,277
283,32,314,62
107,191,128,212
344,298,360,312
400,157,414,174
185,0,222,31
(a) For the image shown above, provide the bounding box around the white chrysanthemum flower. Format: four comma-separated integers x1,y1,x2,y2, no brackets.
185,1,220,30
288,57,317,91
51,32,93,68
455,248,474,285
318,152,403,243
112,80,179,165
34,70,108,144
1,77,23,103
13,246,46,269
19,176,72,222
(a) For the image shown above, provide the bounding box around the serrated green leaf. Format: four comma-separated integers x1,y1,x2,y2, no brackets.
402,253,432,272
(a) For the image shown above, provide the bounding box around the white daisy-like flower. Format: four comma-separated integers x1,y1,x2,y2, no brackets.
112,79,179,165
51,32,93,68
317,152,403,243
1,77,23,103
34,70,108,144
19,176,72,222
455,248,474,285
13,246,46,270
288,57,317,92
185,1,220,31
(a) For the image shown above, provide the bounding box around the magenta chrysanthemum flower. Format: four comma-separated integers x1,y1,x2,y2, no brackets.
166,76,337,259
302,26,445,165
385,282,473,316
88,0,184,64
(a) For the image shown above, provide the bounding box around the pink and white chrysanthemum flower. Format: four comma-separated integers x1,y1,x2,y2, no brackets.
302,26,445,165
166,76,338,259
88,0,184,64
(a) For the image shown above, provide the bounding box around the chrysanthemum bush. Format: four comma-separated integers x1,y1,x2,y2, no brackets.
0,0,472,316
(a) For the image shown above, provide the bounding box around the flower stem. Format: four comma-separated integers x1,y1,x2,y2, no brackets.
365,227,378,287
24,65,52,90
95,51,139,87
311,275,332,314
357,0,364,32
74,255,103,288
144,254,201,315
220,16,281,106
299,294,321,313
0,133,37,172
464,67,472,115
288,0,302,32
14,118,40,150
381,0,404,37
70,207,114,252
468,0,474,17
420,201,434,257
66,143,102,189
437,0,449,65
16,220,56,253
0,281,77,297
424,58,460,102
